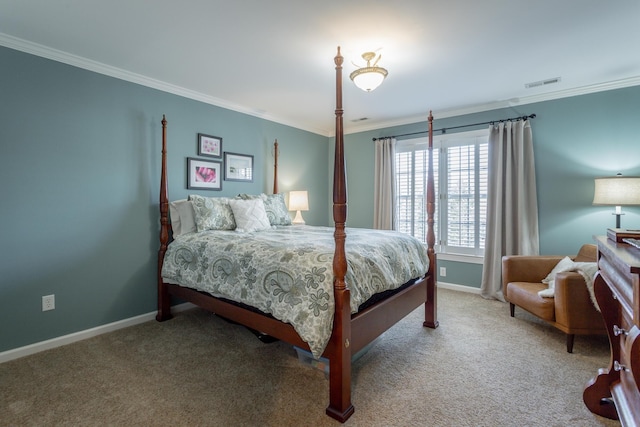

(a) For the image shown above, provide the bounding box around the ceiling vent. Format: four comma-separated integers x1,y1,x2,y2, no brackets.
525,77,561,89
351,117,369,122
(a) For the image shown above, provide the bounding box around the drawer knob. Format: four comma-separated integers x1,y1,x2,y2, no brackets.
613,325,628,336
614,360,628,372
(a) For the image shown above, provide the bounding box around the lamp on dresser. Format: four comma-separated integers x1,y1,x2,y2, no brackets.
592,174,640,228
288,190,309,225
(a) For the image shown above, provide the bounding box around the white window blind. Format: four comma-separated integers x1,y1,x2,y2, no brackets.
396,129,488,257
396,144,439,243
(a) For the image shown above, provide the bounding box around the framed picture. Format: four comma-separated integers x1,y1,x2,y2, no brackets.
197,133,222,158
187,157,222,190
224,152,254,182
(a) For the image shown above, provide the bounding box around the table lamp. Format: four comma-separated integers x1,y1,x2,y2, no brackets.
593,174,640,228
289,190,309,225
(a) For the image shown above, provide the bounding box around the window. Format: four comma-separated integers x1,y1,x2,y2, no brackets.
396,129,488,257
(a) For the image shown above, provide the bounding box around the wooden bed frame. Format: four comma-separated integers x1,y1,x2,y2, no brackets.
156,47,438,423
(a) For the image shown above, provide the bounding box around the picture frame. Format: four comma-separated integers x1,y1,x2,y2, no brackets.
224,152,254,182
197,133,222,158
187,157,222,190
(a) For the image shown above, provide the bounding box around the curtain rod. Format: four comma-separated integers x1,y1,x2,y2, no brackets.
371,113,536,141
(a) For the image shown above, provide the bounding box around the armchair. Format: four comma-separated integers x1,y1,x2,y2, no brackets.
502,244,605,353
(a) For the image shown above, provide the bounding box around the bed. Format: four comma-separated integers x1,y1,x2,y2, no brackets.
156,47,438,423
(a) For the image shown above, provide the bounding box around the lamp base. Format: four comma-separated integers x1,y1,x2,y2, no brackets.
292,210,305,225
613,211,624,229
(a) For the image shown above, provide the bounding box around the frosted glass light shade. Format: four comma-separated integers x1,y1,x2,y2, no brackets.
349,52,388,92
350,69,386,92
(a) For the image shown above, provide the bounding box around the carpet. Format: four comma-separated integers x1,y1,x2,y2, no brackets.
0,288,619,426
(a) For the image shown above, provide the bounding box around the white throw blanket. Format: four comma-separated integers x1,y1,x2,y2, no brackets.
538,256,599,310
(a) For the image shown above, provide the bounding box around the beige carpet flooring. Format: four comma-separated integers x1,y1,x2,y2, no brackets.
0,288,620,426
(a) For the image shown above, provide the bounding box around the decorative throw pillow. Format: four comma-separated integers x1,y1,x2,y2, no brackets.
539,256,574,297
263,193,292,226
228,198,271,232
169,199,197,236
188,195,236,231
236,193,292,226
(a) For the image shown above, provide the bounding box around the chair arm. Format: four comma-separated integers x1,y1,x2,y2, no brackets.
502,255,564,289
554,271,601,329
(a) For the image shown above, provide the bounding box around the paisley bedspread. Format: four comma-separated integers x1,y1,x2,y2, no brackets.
161,225,429,357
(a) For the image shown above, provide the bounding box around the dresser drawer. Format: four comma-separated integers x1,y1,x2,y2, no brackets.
584,236,640,425
612,325,640,426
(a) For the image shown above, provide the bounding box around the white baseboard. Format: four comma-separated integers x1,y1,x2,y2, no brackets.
1,283,478,364
0,303,196,364
437,281,482,294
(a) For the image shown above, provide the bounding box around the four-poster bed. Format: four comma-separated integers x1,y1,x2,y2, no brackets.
156,47,438,423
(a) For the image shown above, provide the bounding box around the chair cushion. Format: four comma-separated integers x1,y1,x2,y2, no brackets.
506,282,555,321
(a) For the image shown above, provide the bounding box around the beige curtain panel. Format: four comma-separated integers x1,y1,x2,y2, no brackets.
481,119,539,301
373,137,397,230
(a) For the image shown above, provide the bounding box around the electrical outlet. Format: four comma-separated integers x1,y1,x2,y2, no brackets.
439,267,447,277
42,294,55,311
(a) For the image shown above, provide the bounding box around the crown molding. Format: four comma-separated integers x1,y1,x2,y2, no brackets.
3,32,639,138
0,33,329,136
342,75,640,136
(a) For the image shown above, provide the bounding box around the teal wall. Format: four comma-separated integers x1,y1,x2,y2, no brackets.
2,43,639,353
0,46,328,353
438,260,483,288
337,85,640,288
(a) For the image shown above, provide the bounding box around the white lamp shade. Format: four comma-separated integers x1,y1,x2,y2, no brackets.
288,191,309,211
593,176,640,205
289,190,309,225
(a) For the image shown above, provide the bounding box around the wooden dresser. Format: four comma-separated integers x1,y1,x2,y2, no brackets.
583,235,640,426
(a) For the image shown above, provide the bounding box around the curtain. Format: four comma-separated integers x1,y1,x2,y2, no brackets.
373,137,397,230
481,120,539,301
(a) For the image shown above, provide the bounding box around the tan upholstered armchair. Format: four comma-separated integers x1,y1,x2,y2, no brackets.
502,244,605,353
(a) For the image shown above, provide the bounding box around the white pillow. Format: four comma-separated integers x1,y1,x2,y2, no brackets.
539,256,574,297
236,193,292,226
542,256,574,284
169,199,197,236
228,199,271,232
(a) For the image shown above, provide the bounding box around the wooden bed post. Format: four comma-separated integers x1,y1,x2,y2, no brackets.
273,139,279,194
424,111,439,328
326,46,355,423
157,115,172,322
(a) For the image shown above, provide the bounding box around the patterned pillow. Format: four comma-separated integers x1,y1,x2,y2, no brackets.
228,199,271,232
188,195,236,231
237,193,292,226
263,194,292,226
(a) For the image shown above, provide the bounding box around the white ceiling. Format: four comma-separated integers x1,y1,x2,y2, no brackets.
2,0,640,136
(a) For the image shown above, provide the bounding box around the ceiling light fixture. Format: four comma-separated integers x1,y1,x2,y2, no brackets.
349,52,388,92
